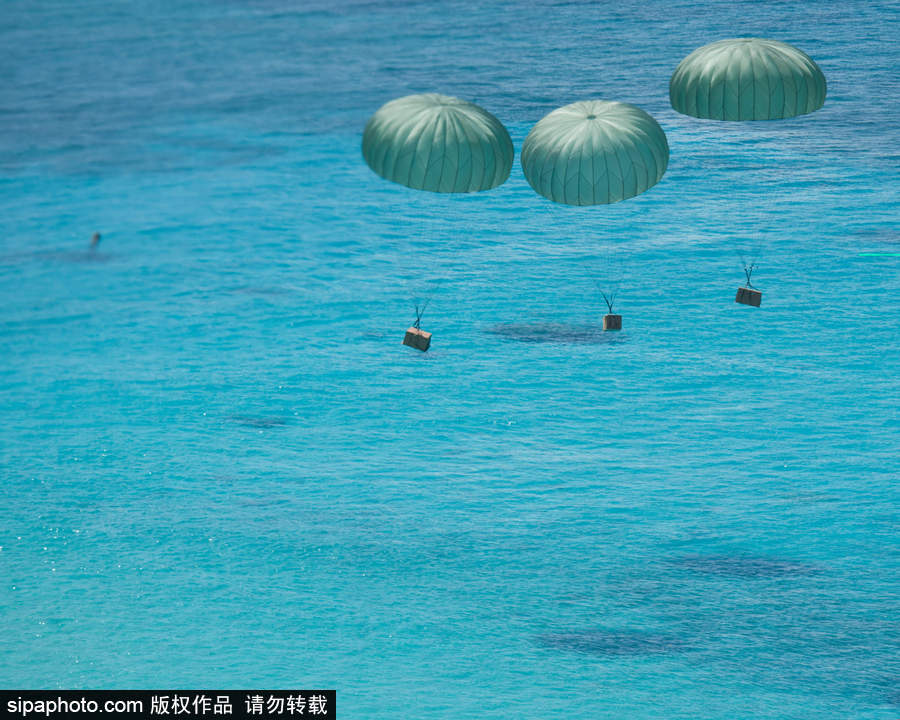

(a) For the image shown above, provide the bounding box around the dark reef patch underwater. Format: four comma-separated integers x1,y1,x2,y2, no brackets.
672,555,818,578
536,629,687,656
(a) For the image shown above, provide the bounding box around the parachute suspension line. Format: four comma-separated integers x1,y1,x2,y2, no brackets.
408,207,441,328
594,239,622,316
739,180,771,289
413,297,432,329
408,193,468,328
743,262,757,289
737,245,760,290
600,289,616,314
414,278,444,324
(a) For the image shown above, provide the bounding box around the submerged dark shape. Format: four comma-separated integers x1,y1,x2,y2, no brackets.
537,629,685,656
870,674,900,706
229,415,290,428
485,323,623,345
228,285,291,296
674,555,816,578
0,246,112,266
59,250,113,264
14,249,114,264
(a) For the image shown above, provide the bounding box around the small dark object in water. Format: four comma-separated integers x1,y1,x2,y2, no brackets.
403,326,431,352
603,313,622,331
735,286,762,307
91,232,101,248
537,629,684,656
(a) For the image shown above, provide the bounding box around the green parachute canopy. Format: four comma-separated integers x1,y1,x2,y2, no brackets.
521,100,669,206
362,93,513,193
670,38,826,121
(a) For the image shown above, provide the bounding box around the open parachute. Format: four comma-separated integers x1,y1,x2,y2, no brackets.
362,93,513,194
670,39,827,307
520,100,669,329
521,100,669,206
669,38,827,121
361,93,513,349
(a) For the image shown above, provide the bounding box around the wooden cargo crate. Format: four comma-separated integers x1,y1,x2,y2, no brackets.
403,326,432,352
603,314,622,331
735,287,762,307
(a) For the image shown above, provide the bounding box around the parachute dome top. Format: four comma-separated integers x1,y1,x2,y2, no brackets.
520,100,669,206
362,93,514,193
670,38,826,121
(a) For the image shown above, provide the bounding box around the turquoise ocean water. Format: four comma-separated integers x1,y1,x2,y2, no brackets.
1,1,898,717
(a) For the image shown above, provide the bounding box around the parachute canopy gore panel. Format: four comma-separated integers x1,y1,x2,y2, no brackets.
520,100,669,206
362,93,514,193
403,326,432,351
735,287,762,307
603,314,623,331
670,38,827,121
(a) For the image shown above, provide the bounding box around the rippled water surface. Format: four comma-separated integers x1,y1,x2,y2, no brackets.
1,1,898,718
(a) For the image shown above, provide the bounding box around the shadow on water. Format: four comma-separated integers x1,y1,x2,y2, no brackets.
484,323,625,345
56,250,114,264
673,555,817,578
536,629,686,656
867,675,900,707
851,227,899,244
229,415,291,429
0,249,115,265
227,285,293,296
0,313,93,335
